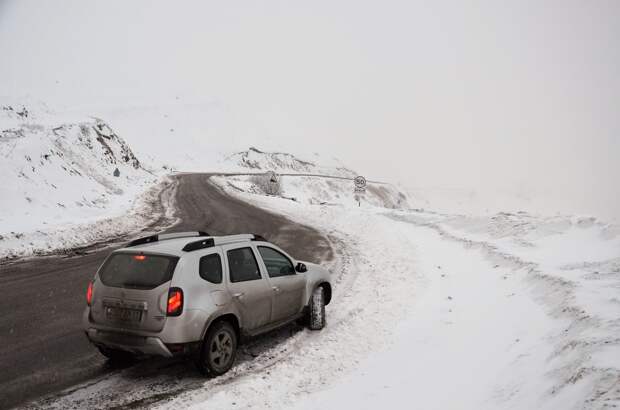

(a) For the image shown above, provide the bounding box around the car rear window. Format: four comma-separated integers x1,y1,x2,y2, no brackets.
99,253,179,290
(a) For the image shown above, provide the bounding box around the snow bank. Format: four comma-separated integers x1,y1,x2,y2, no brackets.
0,102,165,260
406,185,620,225
156,181,619,410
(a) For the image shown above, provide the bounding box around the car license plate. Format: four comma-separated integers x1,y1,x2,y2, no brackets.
106,307,142,323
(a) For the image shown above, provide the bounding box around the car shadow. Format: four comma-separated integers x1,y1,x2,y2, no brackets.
32,322,307,409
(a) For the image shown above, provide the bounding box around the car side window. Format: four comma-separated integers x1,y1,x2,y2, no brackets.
227,247,262,283
258,246,295,278
199,253,222,284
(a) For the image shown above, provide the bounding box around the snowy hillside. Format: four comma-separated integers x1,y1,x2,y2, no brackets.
67,100,246,173
217,147,410,209
0,103,166,260
225,147,356,178
0,102,407,259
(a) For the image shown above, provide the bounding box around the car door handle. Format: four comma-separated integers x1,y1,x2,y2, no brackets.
232,292,245,298
272,286,280,293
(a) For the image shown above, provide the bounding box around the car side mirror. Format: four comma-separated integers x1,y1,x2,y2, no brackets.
295,262,307,273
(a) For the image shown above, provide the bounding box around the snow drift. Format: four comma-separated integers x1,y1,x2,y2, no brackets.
0,103,165,260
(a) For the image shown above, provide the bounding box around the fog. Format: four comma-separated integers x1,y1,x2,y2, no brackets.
1,0,618,220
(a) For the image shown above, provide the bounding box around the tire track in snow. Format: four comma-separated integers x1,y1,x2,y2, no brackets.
386,212,620,408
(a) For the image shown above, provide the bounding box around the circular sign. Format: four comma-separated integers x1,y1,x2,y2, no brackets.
354,175,366,190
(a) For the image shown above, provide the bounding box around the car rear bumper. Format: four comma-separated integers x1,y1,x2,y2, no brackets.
85,328,173,357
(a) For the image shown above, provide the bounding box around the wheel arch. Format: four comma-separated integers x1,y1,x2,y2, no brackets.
201,313,241,341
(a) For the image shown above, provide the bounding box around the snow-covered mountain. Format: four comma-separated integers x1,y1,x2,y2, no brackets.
226,147,356,178
0,103,163,259
221,147,409,208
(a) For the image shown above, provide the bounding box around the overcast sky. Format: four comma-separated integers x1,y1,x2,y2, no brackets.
1,1,618,217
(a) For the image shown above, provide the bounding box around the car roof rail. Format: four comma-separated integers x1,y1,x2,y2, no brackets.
214,234,255,246
182,238,215,252
127,231,209,247
182,234,269,252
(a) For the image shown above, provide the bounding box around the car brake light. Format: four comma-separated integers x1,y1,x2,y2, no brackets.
133,254,146,261
86,281,93,306
167,287,183,316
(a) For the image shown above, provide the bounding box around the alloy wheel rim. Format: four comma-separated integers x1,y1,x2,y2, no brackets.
209,330,233,370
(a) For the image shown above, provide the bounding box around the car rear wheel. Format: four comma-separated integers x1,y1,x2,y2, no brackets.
196,321,237,376
308,286,326,330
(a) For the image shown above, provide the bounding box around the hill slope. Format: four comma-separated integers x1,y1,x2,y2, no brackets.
0,103,166,259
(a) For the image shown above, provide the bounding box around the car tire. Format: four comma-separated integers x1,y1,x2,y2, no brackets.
97,346,135,363
196,320,237,376
308,286,326,330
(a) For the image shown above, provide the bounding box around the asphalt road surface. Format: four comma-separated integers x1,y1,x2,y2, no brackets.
0,173,333,410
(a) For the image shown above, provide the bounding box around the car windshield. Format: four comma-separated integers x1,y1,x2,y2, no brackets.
99,253,179,289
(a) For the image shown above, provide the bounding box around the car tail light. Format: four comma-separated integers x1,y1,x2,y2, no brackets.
167,287,183,316
86,281,94,306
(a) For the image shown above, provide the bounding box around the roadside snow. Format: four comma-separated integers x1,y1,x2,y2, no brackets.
154,189,424,410
27,174,620,410
0,102,170,260
157,179,620,410
291,224,554,410
216,174,409,209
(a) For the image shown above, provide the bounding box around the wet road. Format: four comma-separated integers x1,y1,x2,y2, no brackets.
0,173,332,410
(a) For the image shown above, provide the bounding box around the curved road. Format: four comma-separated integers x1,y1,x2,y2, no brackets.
0,173,333,410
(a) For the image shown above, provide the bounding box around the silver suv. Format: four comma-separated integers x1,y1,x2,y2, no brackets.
83,232,332,375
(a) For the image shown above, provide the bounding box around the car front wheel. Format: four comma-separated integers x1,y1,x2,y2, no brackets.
308,286,326,330
196,320,237,376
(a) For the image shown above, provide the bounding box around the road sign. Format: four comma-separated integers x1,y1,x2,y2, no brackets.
354,175,366,192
